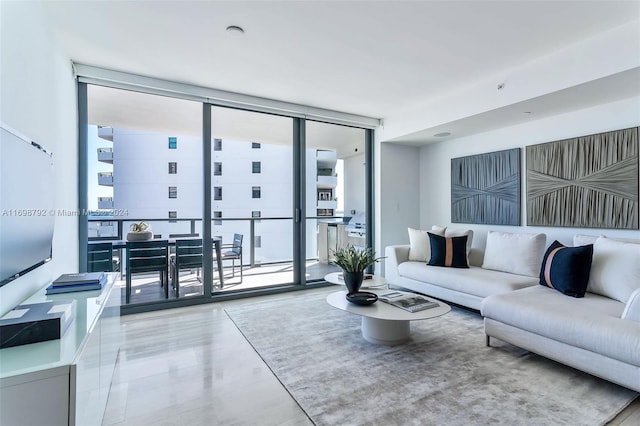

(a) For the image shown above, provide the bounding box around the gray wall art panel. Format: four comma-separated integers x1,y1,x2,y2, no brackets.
451,148,520,225
526,127,639,229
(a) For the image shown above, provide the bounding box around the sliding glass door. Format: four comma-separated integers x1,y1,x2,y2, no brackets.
84,85,205,305
304,121,368,282
209,106,294,292
81,80,374,311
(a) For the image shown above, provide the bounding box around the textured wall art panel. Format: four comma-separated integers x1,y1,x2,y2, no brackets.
451,148,520,225
526,127,639,229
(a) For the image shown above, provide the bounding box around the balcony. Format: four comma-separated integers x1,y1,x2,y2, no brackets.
316,175,337,188
98,172,114,186
98,126,114,141
97,197,114,209
87,216,343,306
316,150,337,168
317,200,337,209
98,147,113,164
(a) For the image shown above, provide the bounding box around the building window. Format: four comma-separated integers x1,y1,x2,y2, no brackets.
252,186,261,199
252,142,261,149
214,138,222,151
169,186,177,199
168,137,177,149
168,162,177,174
214,186,222,200
214,162,222,176
254,235,261,248
214,211,222,225
168,211,177,219
252,161,261,174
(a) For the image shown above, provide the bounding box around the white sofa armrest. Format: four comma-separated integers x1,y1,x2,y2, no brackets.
622,288,640,322
385,245,410,284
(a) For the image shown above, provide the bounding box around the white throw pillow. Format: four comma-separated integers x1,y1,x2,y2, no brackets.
587,237,640,303
481,231,546,277
408,226,445,262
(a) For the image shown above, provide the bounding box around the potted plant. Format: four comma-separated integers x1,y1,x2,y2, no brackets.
332,245,384,294
126,221,153,241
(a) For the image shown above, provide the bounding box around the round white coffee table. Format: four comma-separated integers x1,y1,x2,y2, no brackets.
326,290,451,345
324,272,387,289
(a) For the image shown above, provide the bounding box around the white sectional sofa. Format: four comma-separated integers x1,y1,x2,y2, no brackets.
384,228,546,310
385,229,640,391
482,235,640,392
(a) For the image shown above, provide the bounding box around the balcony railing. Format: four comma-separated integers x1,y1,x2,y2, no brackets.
98,172,113,186
97,147,113,164
97,197,114,209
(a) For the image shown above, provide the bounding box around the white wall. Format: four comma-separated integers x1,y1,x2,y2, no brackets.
0,2,77,314
376,142,420,274
343,153,366,216
417,97,640,251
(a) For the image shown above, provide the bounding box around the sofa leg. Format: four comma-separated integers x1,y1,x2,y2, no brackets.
486,335,491,347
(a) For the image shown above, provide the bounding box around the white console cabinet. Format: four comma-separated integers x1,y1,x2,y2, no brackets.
0,274,120,426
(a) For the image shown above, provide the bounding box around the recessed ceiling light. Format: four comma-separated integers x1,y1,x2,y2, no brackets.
226,25,245,35
434,132,451,137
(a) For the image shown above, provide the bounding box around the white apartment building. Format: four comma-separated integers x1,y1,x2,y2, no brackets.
94,126,339,265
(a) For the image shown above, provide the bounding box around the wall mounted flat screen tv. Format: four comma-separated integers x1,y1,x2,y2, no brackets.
0,124,55,287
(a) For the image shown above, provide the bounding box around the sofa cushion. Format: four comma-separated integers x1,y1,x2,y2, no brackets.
427,233,469,268
588,237,640,303
539,240,593,298
482,231,546,277
397,262,537,299
622,289,640,323
481,286,638,367
408,226,445,262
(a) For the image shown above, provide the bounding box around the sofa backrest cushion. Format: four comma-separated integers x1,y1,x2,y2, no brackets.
587,237,640,303
408,226,445,262
539,240,593,298
427,233,469,268
481,231,546,277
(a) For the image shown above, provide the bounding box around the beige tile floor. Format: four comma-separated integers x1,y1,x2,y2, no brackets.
104,287,640,426
103,289,318,426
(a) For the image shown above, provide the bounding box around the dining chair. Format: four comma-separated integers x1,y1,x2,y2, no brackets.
88,242,117,272
169,238,203,298
125,240,169,304
220,233,243,282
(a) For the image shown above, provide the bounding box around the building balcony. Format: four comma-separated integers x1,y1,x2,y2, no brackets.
98,147,113,164
317,200,337,209
316,150,337,168
98,172,114,186
98,126,114,141
98,197,114,209
316,175,337,188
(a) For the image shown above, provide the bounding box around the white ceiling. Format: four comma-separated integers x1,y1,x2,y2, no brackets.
43,1,640,144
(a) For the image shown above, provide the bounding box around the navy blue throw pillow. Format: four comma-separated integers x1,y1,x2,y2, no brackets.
428,233,469,268
539,240,593,298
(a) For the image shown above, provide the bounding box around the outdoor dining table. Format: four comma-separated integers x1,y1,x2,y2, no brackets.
108,236,224,289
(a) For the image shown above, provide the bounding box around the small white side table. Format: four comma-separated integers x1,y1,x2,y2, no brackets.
324,272,387,289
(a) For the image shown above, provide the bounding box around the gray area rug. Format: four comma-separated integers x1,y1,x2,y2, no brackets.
225,290,638,426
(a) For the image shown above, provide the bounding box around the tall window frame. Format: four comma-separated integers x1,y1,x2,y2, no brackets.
78,73,376,313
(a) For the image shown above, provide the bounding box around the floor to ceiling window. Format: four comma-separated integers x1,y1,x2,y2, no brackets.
305,121,368,282
209,106,295,292
84,85,205,306
79,75,375,312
